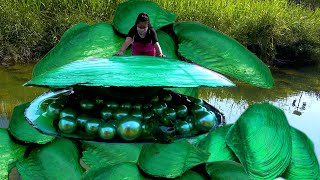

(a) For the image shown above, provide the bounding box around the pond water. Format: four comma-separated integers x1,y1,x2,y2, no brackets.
0,64,319,161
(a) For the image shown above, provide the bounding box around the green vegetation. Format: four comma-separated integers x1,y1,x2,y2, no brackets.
0,0,319,66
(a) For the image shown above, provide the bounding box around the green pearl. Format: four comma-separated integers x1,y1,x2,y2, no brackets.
120,102,132,109
95,97,104,105
76,114,91,128
132,103,142,110
141,123,152,136
53,98,66,107
184,115,195,123
163,94,172,102
105,101,119,109
58,117,77,134
161,102,168,110
98,123,116,140
40,99,53,110
194,111,217,132
131,110,143,119
100,107,113,121
85,118,101,135
143,103,152,110
152,103,164,115
191,105,206,115
164,108,176,120
150,95,159,103
113,109,129,120
46,102,63,118
117,116,142,141
175,121,192,135
143,111,154,121
161,116,171,126
193,98,204,105
176,105,188,118
60,108,77,119
108,119,118,128
80,99,95,110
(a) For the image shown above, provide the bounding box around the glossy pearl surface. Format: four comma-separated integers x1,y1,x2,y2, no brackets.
59,117,77,134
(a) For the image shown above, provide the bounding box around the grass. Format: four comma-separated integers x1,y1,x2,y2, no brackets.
0,0,319,66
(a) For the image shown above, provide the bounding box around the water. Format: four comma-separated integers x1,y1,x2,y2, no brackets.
0,64,319,161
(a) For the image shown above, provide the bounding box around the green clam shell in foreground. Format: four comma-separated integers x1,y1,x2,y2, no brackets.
282,128,320,179
0,129,26,180
8,103,54,144
195,124,237,162
226,103,292,179
206,161,250,179
16,139,84,179
81,162,145,180
138,140,209,178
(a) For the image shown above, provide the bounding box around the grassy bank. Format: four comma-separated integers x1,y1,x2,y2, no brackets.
0,0,319,66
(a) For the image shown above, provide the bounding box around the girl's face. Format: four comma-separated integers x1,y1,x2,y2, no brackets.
137,21,148,29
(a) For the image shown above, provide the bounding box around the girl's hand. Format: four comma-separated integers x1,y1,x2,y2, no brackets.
158,54,166,58
116,50,124,56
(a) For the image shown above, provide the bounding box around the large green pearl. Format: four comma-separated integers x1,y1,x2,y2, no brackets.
113,109,129,120
100,107,113,121
60,108,77,119
175,105,188,118
98,123,116,140
76,114,91,128
191,105,206,115
80,99,95,110
131,110,143,119
46,102,63,118
194,111,217,132
117,116,142,141
58,117,77,134
152,103,164,115
85,118,102,135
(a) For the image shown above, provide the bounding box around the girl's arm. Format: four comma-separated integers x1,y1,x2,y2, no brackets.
116,37,133,55
154,42,166,58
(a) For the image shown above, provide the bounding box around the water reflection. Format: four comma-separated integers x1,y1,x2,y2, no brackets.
0,65,45,127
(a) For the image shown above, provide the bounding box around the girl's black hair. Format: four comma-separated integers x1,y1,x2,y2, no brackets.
135,12,152,28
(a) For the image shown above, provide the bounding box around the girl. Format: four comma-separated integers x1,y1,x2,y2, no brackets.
116,12,166,57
